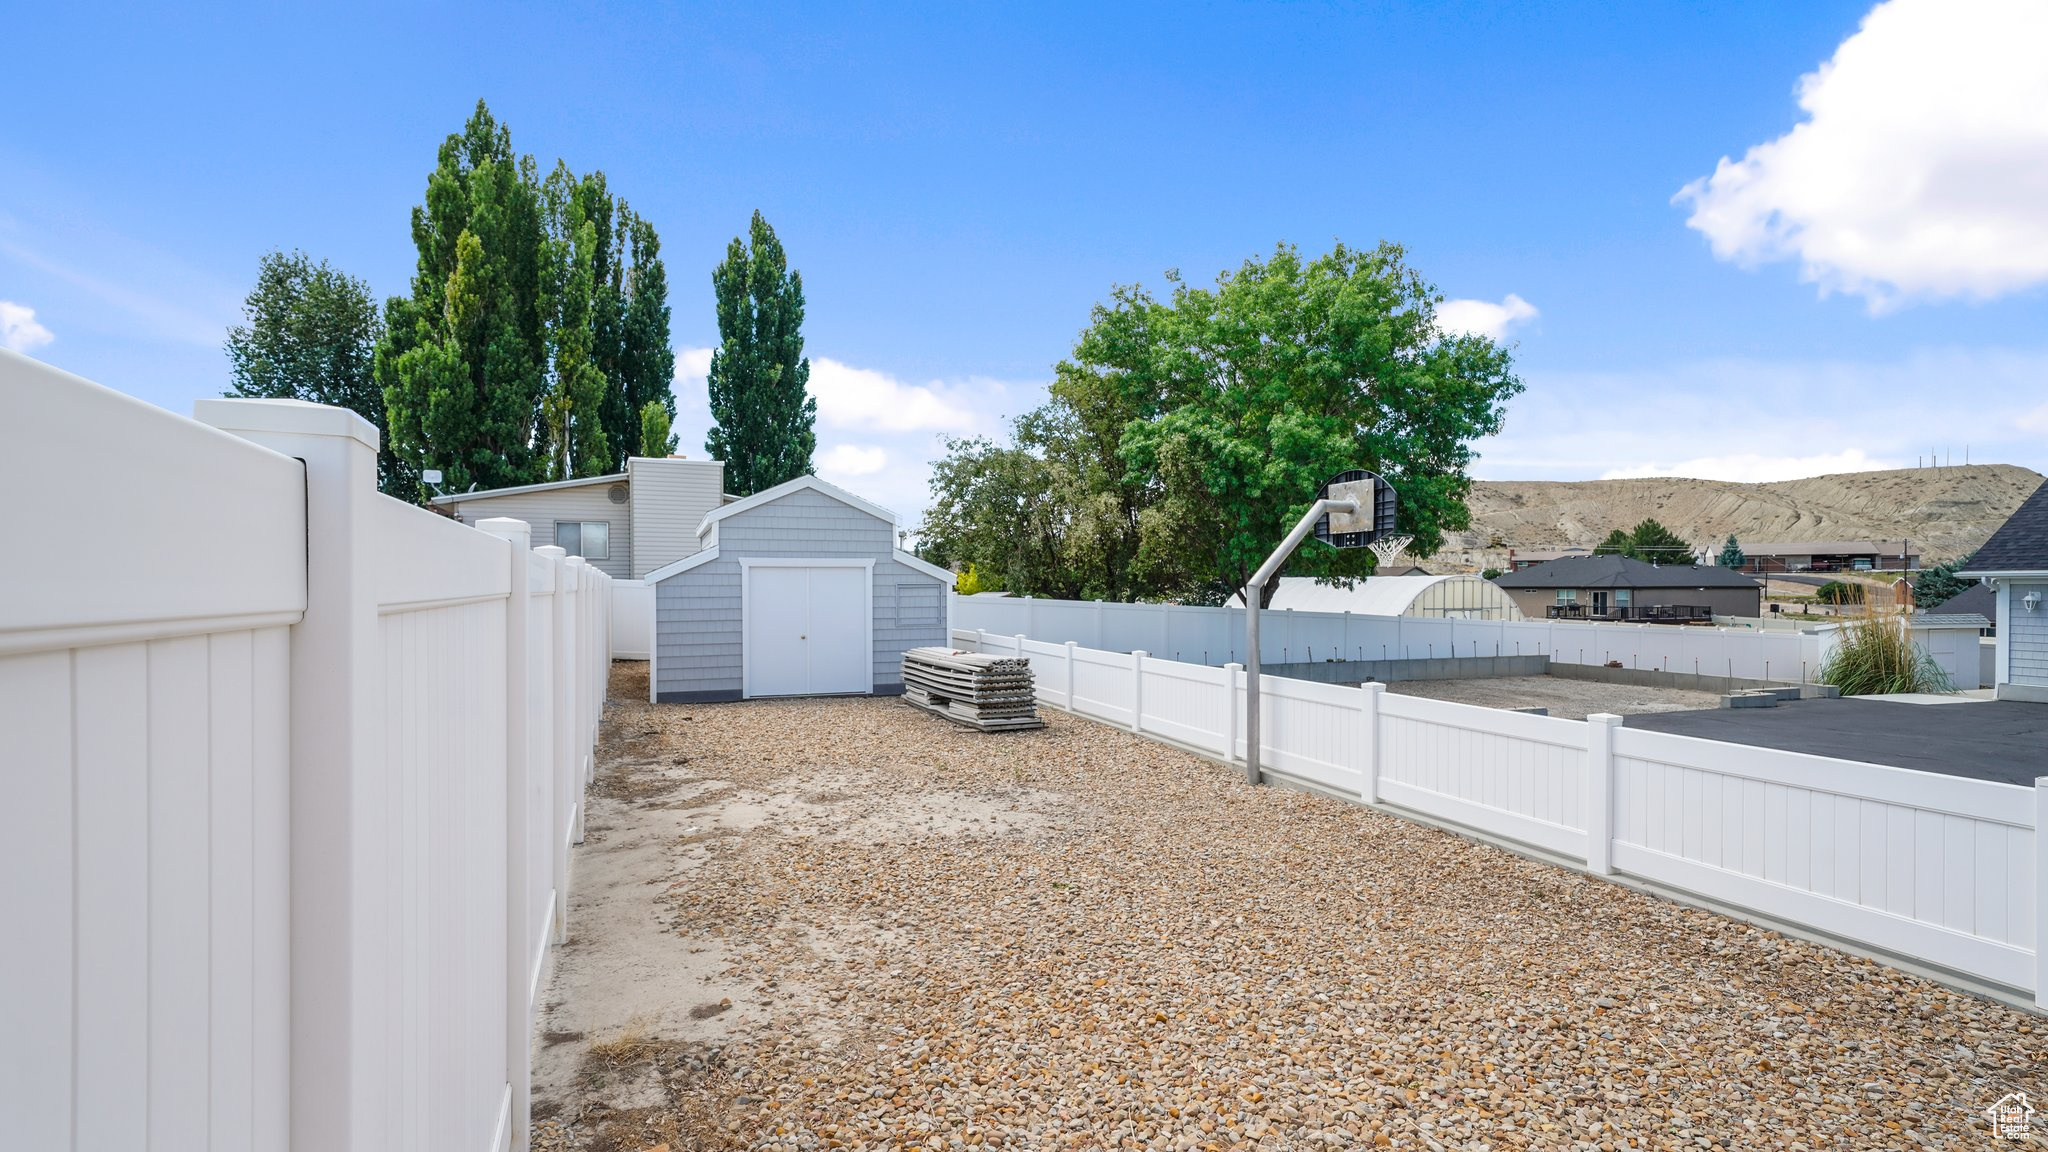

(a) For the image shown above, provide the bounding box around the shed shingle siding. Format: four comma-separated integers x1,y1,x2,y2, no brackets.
2012,582,2048,687
652,486,949,701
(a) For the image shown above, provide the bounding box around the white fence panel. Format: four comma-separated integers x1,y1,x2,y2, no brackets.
1256,676,1360,794
610,579,653,660
1612,726,2034,990
954,593,1830,682
2,353,615,1152
1376,693,1590,860
2,352,302,1151
947,615,2048,1002
1139,657,1234,758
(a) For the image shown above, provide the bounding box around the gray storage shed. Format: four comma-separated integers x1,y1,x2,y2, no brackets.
646,475,955,702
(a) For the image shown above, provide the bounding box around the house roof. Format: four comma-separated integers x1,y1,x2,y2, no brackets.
696,474,899,539
1911,613,1993,630
1744,540,1921,556
429,472,624,505
1963,478,2048,575
1929,581,1995,618
1492,554,1760,591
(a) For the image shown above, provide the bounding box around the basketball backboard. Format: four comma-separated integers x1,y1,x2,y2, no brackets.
1313,469,1397,548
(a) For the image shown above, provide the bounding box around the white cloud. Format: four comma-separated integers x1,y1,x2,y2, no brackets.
1600,449,1900,484
0,300,54,353
1675,0,2048,309
666,346,1047,537
809,356,986,434
817,443,888,477
1436,294,1538,341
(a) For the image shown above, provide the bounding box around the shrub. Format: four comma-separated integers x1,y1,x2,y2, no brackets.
1818,607,1953,696
955,562,1002,595
1814,581,1864,605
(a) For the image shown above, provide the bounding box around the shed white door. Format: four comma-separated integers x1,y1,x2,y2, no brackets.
744,564,871,697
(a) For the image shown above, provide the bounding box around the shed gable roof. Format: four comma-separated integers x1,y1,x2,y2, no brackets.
696,474,897,539
1963,478,2048,574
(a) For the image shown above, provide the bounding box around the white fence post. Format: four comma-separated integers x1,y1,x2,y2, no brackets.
477,517,533,1152
1131,650,1148,733
1586,713,1621,874
1361,682,1385,804
1015,633,1027,662
195,398,383,1151
2037,777,2048,1009
538,544,574,943
1224,663,1243,762
1065,641,1077,709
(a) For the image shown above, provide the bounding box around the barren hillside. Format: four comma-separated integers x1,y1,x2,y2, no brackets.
1430,464,2043,571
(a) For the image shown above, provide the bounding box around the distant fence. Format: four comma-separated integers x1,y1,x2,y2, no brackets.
955,628,2043,1003
612,578,654,660
954,593,1977,687
1,352,611,1152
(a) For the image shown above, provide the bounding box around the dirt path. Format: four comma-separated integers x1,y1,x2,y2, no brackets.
531,662,2042,1150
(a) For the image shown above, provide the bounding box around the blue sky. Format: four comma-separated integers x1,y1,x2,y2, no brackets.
6,0,2046,523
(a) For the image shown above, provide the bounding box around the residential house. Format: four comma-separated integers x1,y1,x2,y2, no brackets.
1738,539,1922,573
431,455,726,580
1491,554,1762,621
1961,481,2048,701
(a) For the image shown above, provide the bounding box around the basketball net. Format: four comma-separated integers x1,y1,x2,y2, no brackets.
1368,534,1413,569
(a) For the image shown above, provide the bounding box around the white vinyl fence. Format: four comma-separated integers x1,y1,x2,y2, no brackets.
955,628,2045,1003
1,353,612,1152
956,593,1824,682
611,578,654,659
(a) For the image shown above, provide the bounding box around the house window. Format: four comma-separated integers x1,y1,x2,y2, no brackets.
555,521,610,560
1555,589,1576,604
1615,589,1631,607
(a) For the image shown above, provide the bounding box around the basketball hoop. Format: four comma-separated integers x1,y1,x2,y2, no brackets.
1369,534,1413,569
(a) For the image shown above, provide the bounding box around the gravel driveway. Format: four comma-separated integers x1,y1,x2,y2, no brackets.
532,663,2044,1151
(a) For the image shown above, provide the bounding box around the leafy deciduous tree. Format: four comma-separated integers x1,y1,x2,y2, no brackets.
920,241,1524,606
226,250,411,493
705,211,816,495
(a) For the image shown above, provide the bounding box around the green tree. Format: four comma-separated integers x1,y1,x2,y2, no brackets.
225,250,412,494
538,163,612,479
1625,519,1693,563
610,211,676,458
639,399,676,458
1593,528,1635,558
705,211,815,494
1717,534,1746,569
377,101,549,495
920,240,1523,606
1913,552,1976,607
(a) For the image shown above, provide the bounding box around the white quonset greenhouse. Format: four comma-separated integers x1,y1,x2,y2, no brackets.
1228,575,1525,620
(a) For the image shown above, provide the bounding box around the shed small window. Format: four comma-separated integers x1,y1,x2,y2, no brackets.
555,521,610,560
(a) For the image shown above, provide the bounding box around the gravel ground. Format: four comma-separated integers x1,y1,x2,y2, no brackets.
532,662,2045,1151
1384,676,1723,721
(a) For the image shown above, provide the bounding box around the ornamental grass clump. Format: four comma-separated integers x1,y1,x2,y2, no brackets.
1818,605,1953,696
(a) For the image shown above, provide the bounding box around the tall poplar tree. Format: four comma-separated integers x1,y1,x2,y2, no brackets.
377,101,549,494
705,211,815,495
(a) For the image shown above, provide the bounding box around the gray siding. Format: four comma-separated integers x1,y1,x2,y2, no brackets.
2011,581,2048,686
446,482,632,579
626,456,725,578
652,487,948,701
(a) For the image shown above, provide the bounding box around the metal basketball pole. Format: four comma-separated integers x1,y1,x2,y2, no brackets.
1243,496,1359,785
